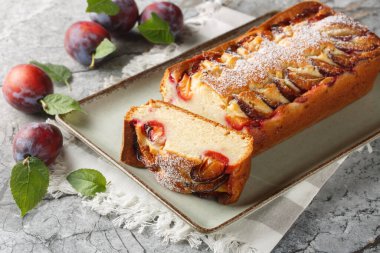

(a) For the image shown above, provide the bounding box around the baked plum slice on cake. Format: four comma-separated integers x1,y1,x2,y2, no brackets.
120,100,253,204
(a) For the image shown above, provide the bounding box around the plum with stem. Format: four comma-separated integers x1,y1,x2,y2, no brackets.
64,21,111,66
13,123,63,165
2,64,53,114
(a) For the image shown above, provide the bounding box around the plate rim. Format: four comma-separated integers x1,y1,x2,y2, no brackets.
56,11,380,233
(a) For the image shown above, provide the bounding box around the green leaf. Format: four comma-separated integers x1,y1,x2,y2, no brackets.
90,38,116,68
10,157,49,217
30,61,72,89
94,38,116,59
86,0,120,16
67,169,107,197
41,94,84,115
137,13,175,44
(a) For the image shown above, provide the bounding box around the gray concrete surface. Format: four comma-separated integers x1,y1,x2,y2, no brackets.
0,0,379,252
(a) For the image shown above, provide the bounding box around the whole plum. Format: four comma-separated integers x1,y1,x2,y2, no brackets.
90,0,139,35
139,2,184,36
2,64,53,114
13,123,63,165
64,21,110,66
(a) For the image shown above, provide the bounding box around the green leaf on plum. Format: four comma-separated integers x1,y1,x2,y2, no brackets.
30,61,72,90
86,0,120,16
67,169,107,197
93,38,117,60
10,157,49,217
89,38,116,68
137,13,175,45
41,94,84,115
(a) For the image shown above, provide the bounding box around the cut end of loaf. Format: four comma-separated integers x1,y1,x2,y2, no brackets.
120,100,253,204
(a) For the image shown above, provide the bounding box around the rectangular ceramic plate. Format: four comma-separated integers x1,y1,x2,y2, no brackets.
56,10,380,233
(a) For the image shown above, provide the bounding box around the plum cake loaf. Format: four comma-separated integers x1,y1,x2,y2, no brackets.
161,1,380,155
121,100,253,204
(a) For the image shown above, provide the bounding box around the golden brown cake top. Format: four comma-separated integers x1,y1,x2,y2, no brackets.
165,5,377,101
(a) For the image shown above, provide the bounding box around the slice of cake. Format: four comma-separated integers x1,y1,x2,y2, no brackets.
120,100,253,204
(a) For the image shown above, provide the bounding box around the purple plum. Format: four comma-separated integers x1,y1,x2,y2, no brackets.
64,21,110,66
90,0,139,36
13,123,63,165
139,2,184,36
2,64,53,114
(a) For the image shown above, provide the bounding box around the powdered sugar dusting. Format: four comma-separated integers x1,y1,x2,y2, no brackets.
314,12,367,31
201,12,367,95
154,152,197,192
289,22,328,51
207,39,303,90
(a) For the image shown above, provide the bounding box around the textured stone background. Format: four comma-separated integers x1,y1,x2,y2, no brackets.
0,0,379,252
